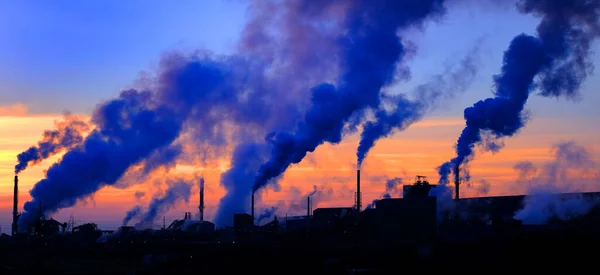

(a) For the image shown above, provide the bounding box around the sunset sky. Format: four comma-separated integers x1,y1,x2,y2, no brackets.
1,0,599,233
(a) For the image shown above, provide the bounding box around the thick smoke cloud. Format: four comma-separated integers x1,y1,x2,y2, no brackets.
514,141,600,224
15,113,89,174
18,0,344,229
134,180,193,229
214,143,271,226
253,0,448,193
437,0,600,191
19,52,292,229
357,45,480,166
212,0,355,227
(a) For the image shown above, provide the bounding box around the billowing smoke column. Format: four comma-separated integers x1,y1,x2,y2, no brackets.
252,0,448,193
134,180,193,229
438,0,600,189
212,0,358,227
19,56,234,229
214,143,270,226
357,46,480,166
514,141,600,224
122,206,142,226
15,114,89,174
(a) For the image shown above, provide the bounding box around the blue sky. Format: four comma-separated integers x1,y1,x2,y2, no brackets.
0,0,247,113
1,0,599,119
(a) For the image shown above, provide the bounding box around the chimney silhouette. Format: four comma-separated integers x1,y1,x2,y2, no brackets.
307,196,311,218
355,169,362,211
454,166,460,200
199,178,205,221
12,175,18,235
251,192,255,222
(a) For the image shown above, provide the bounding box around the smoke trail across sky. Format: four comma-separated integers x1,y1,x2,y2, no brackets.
356,45,480,167
19,52,303,229
15,113,89,174
252,0,448,193
436,0,600,192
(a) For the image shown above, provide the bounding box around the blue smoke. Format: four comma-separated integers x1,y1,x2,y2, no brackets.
214,143,270,226
121,205,142,226
438,0,600,185
19,56,234,230
252,0,448,192
357,95,424,167
135,180,193,229
15,113,89,174
365,177,404,209
356,46,480,166
256,206,278,225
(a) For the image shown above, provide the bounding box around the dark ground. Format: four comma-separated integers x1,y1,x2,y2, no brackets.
1,225,599,274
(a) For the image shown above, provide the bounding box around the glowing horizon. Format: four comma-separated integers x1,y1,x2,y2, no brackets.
0,110,598,232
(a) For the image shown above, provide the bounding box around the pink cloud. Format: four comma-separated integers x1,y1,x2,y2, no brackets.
0,103,28,116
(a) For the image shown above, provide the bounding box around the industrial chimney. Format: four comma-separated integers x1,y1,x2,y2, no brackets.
251,192,255,222
12,175,18,235
454,166,460,200
355,169,362,212
199,178,205,222
307,196,311,218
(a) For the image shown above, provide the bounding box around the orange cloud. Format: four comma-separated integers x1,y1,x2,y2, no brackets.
0,103,28,117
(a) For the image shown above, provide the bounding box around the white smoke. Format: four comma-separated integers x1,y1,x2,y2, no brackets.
514,141,600,224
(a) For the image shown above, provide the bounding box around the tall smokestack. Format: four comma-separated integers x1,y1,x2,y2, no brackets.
199,178,205,221
454,166,460,200
355,169,362,212
12,175,18,235
307,196,311,218
251,192,255,222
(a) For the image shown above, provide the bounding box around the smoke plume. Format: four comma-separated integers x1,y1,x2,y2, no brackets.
357,45,480,166
265,184,335,218
437,0,600,188
256,206,277,225
366,177,405,209
514,141,600,224
252,0,448,193
212,0,358,227
19,49,315,229
122,206,142,226
135,180,193,229
15,113,89,174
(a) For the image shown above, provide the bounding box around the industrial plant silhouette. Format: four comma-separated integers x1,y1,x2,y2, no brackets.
3,170,600,274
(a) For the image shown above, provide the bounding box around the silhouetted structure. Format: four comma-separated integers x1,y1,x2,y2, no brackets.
4,173,600,274
355,169,362,212
403,176,436,198
199,178,205,221
12,175,18,235
454,166,460,200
